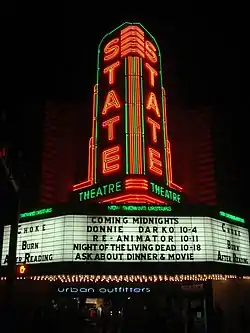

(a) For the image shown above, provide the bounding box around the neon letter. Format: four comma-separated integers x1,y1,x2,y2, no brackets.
102,116,120,141
146,92,160,117
102,145,120,175
145,41,157,63
104,38,120,61
147,117,160,143
103,61,120,85
102,90,121,115
145,63,158,87
148,147,162,176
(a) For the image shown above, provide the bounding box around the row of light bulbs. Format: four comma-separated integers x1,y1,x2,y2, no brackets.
1,274,246,283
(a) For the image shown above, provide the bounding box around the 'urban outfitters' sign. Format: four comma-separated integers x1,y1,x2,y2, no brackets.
1,215,250,266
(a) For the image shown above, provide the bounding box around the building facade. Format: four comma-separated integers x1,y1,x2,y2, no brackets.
0,22,249,333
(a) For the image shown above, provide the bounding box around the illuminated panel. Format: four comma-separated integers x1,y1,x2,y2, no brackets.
73,22,182,204
121,25,145,58
2,216,250,266
20,208,53,219
219,211,245,224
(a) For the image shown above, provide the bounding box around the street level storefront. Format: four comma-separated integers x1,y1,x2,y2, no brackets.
1,274,250,332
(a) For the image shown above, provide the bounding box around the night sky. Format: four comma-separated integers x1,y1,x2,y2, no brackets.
0,6,245,214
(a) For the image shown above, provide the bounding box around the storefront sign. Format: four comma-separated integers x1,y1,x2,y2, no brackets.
181,284,204,292
1,215,250,266
57,286,151,294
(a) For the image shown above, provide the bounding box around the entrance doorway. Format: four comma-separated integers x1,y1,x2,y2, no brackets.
51,290,208,333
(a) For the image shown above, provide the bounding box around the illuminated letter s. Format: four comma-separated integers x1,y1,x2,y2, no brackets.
145,41,157,63
104,38,120,61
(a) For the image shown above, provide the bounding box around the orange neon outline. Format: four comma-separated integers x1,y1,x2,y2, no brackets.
146,92,161,118
162,87,182,191
91,84,98,182
102,90,121,115
104,38,120,61
148,147,163,176
72,137,93,191
145,62,158,87
102,115,120,141
145,40,157,63
103,61,120,85
147,117,160,143
72,85,98,191
100,194,166,204
125,178,148,183
125,185,148,190
102,145,120,175
125,178,148,190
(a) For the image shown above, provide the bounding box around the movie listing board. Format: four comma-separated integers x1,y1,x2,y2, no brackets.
1,215,250,266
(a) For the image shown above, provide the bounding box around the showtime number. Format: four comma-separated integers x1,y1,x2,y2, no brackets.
180,226,197,233
181,235,199,242
181,244,201,251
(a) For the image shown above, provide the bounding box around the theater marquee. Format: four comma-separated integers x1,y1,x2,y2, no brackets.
1,215,250,266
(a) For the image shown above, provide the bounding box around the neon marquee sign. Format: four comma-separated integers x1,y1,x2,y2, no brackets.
73,22,182,204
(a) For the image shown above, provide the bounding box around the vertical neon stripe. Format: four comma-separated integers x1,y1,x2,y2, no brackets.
140,58,146,174
128,57,134,173
135,57,143,174
128,56,144,174
132,58,138,174
161,88,169,186
124,58,129,174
